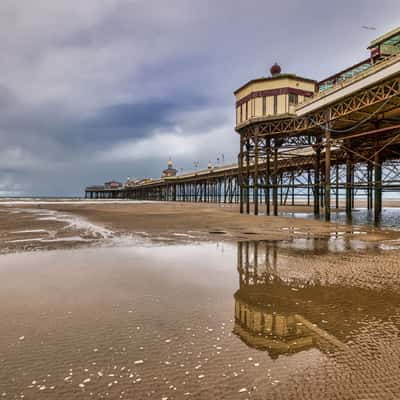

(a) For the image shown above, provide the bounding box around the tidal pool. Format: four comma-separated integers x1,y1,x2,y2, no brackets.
279,207,400,229
0,241,400,399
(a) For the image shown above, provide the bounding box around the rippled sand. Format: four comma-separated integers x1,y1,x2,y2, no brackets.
0,240,400,399
1,202,400,399
1,201,400,255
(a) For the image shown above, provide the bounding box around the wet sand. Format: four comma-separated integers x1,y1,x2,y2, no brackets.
1,241,400,399
1,201,400,254
1,201,400,399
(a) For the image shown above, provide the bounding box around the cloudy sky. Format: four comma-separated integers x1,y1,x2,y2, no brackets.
0,0,399,196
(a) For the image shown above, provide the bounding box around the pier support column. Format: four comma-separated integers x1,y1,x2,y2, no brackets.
237,242,243,288
325,124,331,222
266,138,271,216
253,242,258,282
313,136,321,218
351,166,355,209
254,129,259,215
239,136,244,214
224,177,227,203
320,168,325,210
367,161,373,210
291,170,295,206
374,153,382,224
246,137,250,214
173,184,177,202
273,140,279,216
346,152,353,220
335,163,339,210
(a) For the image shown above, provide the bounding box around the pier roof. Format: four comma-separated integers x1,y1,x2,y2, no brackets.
233,74,317,95
369,26,400,49
296,53,400,116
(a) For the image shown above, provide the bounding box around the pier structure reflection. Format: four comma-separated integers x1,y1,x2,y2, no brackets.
233,240,400,359
234,241,345,358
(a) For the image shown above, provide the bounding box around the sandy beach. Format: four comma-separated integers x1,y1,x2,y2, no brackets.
2,2,400,399
2,201,400,399
1,201,400,254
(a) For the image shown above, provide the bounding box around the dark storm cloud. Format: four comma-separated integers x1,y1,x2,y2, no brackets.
84,94,208,132
0,0,399,195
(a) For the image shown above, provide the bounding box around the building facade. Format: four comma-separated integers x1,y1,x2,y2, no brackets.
234,64,316,127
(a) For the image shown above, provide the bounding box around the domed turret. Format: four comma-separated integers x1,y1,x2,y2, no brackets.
162,158,177,178
234,62,316,126
270,62,281,77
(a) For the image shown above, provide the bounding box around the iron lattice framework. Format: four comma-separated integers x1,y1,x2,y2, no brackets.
239,76,400,136
237,73,400,223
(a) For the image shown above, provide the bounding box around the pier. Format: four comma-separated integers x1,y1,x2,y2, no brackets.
85,27,400,223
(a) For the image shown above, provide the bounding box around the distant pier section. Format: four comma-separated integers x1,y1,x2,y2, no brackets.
85,161,242,202
85,181,123,199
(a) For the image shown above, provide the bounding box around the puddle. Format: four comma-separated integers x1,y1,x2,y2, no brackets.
0,207,154,253
0,199,157,205
9,207,115,239
239,236,399,254
172,233,196,239
0,240,400,399
279,207,400,230
12,229,50,234
8,236,93,244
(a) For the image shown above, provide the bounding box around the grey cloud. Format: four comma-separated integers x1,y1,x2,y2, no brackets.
0,0,399,195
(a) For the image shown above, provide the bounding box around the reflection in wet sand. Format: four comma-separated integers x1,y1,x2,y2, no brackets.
1,241,400,399
280,207,400,229
234,241,348,358
233,241,400,398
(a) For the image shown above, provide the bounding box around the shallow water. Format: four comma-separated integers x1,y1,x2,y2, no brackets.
1,241,400,399
280,207,400,229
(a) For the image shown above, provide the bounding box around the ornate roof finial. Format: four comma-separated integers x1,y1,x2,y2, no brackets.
270,62,282,77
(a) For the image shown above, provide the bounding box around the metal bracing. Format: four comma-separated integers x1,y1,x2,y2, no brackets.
234,70,400,223
238,76,400,137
